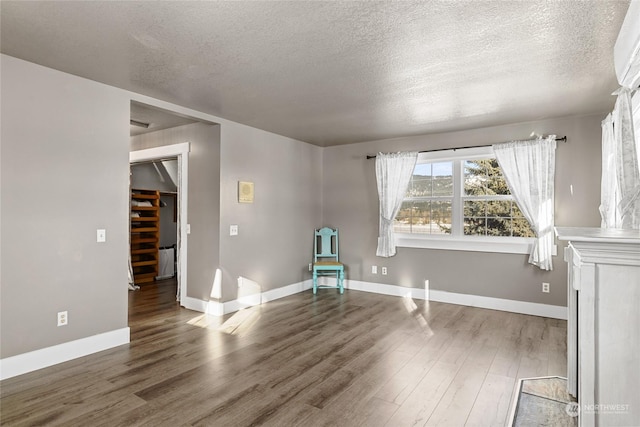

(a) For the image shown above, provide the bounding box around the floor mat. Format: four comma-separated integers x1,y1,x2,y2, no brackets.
509,376,578,426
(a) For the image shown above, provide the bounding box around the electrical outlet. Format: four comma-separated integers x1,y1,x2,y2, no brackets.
542,282,550,293
309,263,312,271
230,224,238,236
57,311,68,326
382,267,388,275
372,265,377,274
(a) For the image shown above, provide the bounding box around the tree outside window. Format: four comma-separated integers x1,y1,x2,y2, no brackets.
463,159,534,237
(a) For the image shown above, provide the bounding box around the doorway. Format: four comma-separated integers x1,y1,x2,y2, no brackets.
129,143,189,306
128,100,219,319
130,158,179,289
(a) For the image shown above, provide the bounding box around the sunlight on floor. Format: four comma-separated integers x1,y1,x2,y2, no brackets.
402,293,418,312
187,313,219,328
403,292,434,337
217,307,261,335
186,306,262,336
187,276,263,335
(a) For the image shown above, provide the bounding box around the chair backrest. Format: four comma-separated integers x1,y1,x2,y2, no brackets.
314,227,339,262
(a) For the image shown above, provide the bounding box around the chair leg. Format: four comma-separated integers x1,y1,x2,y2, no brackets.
312,270,317,294
339,269,344,294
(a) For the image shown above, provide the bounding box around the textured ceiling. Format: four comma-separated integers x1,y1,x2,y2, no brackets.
0,1,631,146
130,102,198,136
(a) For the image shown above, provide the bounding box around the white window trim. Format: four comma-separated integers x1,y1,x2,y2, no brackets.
395,146,535,255
396,233,534,254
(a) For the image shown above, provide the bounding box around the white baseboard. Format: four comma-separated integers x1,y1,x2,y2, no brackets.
262,279,313,303
185,277,567,320
182,279,314,317
429,289,567,319
345,279,427,300
0,327,130,380
182,295,210,313
345,279,567,320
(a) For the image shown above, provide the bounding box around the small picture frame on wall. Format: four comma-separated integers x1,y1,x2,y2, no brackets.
238,181,254,203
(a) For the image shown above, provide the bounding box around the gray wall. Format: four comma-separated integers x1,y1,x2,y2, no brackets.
130,161,178,193
131,123,221,301
322,114,604,307
131,120,323,303
219,123,323,302
130,161,178,248
158,195,177,248
1,55,130,358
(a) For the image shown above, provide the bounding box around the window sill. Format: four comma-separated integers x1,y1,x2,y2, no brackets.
396,234,534,255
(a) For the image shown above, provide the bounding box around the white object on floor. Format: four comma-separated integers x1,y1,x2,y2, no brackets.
157,247,175,279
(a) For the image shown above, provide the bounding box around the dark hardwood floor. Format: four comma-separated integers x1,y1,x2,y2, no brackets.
0,281,567,426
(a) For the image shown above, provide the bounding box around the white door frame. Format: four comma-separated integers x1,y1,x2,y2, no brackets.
129,142,190,305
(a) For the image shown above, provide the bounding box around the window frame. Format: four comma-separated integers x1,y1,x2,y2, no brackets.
395,146,535,254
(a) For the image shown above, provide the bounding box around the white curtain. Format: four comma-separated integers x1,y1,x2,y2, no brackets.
600,88,640,229
375,151,418,257
493,137,556,271
600,113,621,227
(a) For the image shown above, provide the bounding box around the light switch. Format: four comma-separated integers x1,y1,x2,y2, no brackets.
230,225,239,236
96,229,106,243
186,224,191,234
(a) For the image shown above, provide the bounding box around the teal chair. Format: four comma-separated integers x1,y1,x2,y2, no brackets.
312,227,345,294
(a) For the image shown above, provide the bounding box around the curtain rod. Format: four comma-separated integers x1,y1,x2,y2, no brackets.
365,135,567,159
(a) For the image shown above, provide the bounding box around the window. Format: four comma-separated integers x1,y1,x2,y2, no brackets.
393,146,535,254
461,159,534,238
396,162,453,235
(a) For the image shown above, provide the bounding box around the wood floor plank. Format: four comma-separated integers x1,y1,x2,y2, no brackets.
361,397,401,427
0,279,568,426
12,390,147,427
464,373,516,426
544,323,567,374
384,360,461,426
0,373,118,424
424,341,496,426
259,402,322,427
489,338,523,379
374,327,454,406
